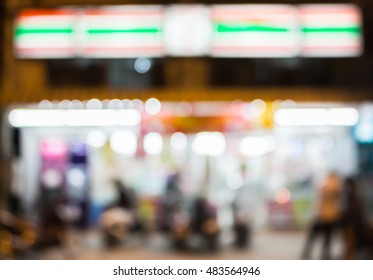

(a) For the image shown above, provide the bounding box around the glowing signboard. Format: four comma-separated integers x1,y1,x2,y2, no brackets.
13,4,364,58
299,4,363,57
163,5,212,56
80,5,164,58
211,5,300,57
14,9,77,58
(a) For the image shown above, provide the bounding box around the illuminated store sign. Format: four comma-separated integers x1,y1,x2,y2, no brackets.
299,4,363,57
80,5,164,58
14,4,363,58
211,5,299,57
164,5,211,56
14,9,77,58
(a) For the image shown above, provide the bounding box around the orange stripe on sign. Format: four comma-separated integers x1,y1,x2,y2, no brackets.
17,47,74,54
19,9,76,17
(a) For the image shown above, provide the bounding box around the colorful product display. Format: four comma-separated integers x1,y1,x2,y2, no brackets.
66,142,90,227
40,138,68,193
39,139,90,227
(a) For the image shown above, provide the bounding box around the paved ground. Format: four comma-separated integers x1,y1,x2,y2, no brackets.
37,229,344,260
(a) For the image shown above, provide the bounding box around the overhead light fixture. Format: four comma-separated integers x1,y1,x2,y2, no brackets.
274,108,359,126
8,109,141,127
328,108,359,126
110,130,137,156
144,98,161,115
144,132,163,155
192,132,226,156
170,132,187,151
240,135,276,157
86,130,107,148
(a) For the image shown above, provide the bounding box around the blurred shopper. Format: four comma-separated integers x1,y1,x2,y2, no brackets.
232,163,252,248
160,172,182,232
232,197,251,248
34,187,67,250
0,211,37,259
100,180,142,246
169,203,190,250
341,177,365,259
190,197,219,251
168,195,219,251
302,172,343,259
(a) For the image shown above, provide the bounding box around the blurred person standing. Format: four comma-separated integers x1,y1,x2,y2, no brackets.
160,172,182,232
190,197,219,251
231,163,253,248
302,172,343,259
100,179,142,246
340,177,365,259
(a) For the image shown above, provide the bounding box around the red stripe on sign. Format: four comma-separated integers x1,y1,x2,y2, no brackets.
16,47,74,52
19,9,76,17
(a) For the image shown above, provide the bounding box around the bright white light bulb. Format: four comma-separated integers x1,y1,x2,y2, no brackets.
144,132,163,155
67,168,86,188
42,169,63,189
86,130,107,148
145,98,161,115
38,100,53,109
134,57,152,74
170,132,187,151
192,132,226,156
110,131,137,156
86,99,103,109
240,136,276,157
328,108,359,126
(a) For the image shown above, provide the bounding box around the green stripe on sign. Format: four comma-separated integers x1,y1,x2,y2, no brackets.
87,28,161,34
216,23,290,33
15,28,74,36
302,27,361,34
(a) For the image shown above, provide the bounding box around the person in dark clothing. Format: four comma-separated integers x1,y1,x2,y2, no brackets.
190,197,219,250
232,198,251,248
191,198,209,234
341,177,365,259
100,180,143,246
113,179,136,210
113,179,143,232
160,173,182,232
